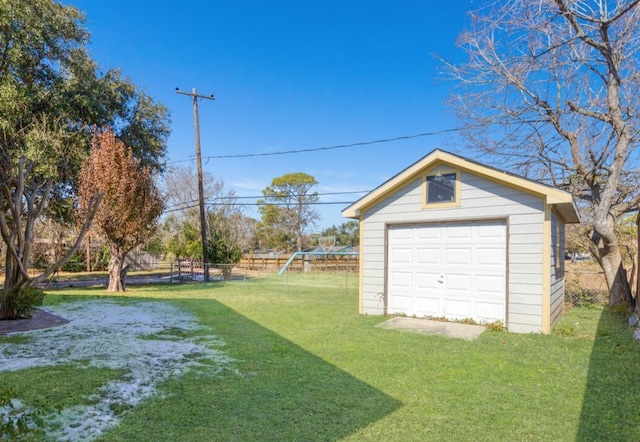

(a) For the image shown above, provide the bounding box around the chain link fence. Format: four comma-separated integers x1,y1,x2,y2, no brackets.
170,256,359,283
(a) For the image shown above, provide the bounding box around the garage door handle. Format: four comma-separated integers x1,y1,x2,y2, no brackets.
437,275,444,284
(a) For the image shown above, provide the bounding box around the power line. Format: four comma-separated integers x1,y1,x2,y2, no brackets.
207,129,461,159
164,200,363,213
237,190,369,197
163,190,369,211
215,202,355,207
166,127,463,164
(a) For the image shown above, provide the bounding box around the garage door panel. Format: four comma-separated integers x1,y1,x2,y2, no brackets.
445,248,471,265
389,226,413,241
444,273,470,291
415,296,441,316
444,299,471,319
388,294,413,313
444,224,473,241
388,221,506,323
390,248,412,265
416,227,441,241
416,272,440,290
417,248,440,265
389,271,412,288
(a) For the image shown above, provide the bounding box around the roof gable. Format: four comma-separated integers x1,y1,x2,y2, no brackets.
342,149,580,223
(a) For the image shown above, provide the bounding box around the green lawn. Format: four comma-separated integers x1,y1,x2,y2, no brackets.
2,273,639,441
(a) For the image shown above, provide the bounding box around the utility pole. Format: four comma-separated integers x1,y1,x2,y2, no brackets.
176,87,215,282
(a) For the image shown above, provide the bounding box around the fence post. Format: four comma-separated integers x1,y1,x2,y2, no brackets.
345,263,348,294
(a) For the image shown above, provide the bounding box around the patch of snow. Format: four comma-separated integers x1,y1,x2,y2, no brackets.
0,300,237,441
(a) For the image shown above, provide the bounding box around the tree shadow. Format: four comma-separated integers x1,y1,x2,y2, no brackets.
577,307,640,441
105,299,402,441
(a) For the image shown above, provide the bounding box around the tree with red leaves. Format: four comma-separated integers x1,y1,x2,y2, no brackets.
78,130,164,292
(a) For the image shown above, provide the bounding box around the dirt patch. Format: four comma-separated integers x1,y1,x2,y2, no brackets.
565,261,610,305
565,261,608,292
0,309,69,335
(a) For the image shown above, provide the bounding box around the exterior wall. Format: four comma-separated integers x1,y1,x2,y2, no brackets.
360,170,547,333
549,212,566,327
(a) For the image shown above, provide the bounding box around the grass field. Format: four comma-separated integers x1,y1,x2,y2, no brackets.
1,273,639,441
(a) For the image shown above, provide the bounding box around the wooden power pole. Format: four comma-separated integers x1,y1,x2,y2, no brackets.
176,87,215,281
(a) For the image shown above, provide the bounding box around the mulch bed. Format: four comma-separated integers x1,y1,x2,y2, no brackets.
0,309,69,335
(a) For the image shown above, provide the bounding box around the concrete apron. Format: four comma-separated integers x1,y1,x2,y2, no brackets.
376,316,486,341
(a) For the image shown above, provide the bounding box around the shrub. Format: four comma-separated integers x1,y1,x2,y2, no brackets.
2,287,45,319
565,280,607,307
61,252,85,272
60,247,110,272
485,320,505,332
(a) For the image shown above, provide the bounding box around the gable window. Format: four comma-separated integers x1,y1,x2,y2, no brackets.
426,173,456,204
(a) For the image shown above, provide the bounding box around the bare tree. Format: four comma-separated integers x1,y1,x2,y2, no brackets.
442,0,640,307
160,166,255,260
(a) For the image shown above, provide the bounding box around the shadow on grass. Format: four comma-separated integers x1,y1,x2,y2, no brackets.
104,299,402,441
577,307,640,441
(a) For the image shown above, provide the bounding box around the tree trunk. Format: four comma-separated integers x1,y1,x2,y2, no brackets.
107,254,128,292
597,228,634,308
86,237,91,272
1,282,20,320
1,256,31,319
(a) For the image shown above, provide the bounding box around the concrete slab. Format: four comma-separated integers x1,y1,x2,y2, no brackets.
376,316,486,341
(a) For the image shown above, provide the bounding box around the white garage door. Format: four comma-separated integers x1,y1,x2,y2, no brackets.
387,220,506,323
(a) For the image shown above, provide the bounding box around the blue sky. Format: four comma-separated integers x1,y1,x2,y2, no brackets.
67,0,476,230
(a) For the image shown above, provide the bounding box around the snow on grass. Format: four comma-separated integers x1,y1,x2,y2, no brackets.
0,300,237,441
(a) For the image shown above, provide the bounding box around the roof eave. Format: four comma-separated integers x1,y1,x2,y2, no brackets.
341,149,582,223
552,201,581,224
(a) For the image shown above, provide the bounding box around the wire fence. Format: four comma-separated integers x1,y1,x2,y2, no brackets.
169,257,359,283
564,267,609,306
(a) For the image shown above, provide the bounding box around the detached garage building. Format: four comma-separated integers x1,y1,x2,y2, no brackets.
342,150,580,334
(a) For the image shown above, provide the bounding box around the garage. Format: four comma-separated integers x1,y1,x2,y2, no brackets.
387,221,506,323
342,149,580,333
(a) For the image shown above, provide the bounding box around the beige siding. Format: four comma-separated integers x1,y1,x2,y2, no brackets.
509,293,544,305
360,171,548,332
508,314,543,333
